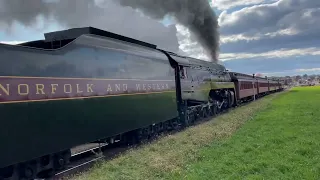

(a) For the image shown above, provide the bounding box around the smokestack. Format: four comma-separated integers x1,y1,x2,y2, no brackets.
113,0,220,62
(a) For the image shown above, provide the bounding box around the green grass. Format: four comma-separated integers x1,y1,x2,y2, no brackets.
180,86,320,180
71,87,320,180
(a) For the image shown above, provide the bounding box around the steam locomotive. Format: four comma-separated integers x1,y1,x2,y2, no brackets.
0,27,284,179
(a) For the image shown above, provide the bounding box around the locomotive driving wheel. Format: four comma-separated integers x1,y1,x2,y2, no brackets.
208,98,218,116
201,107,209,119
185,109,195,127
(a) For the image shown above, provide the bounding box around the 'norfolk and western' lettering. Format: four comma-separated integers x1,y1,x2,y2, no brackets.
0,83,95,96
0,77,172,103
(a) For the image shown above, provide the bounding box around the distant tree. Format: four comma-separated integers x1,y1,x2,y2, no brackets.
303,74,308,79
284,79,289,85
295,75,302,81
310,75,316,81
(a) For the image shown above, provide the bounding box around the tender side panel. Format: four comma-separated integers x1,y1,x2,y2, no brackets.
0,36,178,168
0,88,176,168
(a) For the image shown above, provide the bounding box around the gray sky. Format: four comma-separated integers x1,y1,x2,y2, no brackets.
1,0,320,76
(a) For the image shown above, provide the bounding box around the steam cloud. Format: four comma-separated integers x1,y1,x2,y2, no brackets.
0,0,219,61
113,0,220,62
0,0,179,52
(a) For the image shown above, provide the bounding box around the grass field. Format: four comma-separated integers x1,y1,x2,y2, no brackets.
71,87,320,180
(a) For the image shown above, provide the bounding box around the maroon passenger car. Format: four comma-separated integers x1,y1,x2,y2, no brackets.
256,77,269,95
229,72,257,101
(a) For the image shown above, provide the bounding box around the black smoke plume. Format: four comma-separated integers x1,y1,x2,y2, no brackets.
113,0,220,62
0,0,180,52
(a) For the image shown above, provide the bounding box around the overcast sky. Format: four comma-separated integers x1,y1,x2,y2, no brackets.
1,0,319,76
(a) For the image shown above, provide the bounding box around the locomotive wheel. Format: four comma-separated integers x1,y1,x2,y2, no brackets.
204,107,209,118
135,129,144,145
148,126,154,139
208,105,214,117
201,107,209,119
0,165,19,180
183,111,190,127
188,110,196,126
228,91,233,108
196,106,202,121
200,108,205,119
15,162,37,180
190,110,196,125
171,119,180,130
163,122,170,133
22,165,35,179
53,150,70,171
183,110,195,127
141,127,150,142
212,101,218,116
